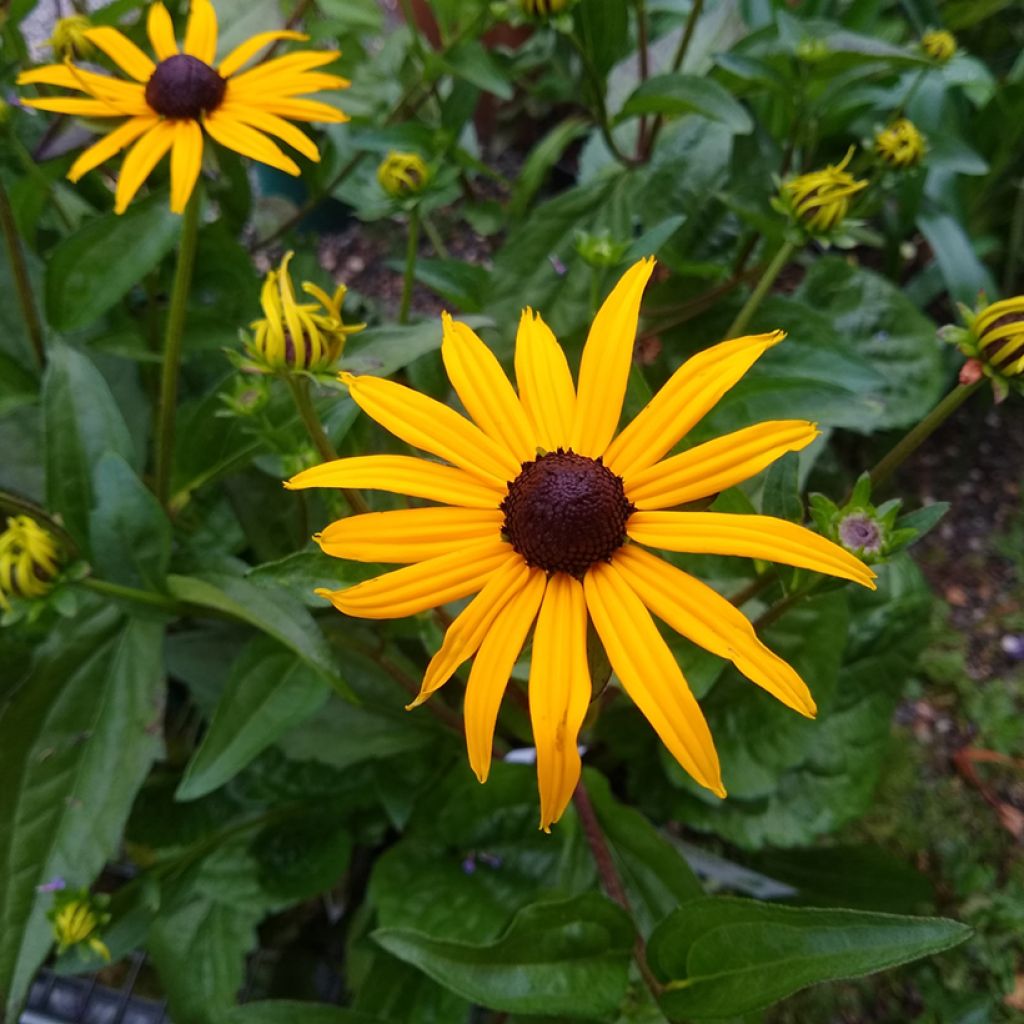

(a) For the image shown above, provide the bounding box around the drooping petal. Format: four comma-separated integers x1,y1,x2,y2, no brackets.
625,420,819,510
202,112,301,175
613,545,816,716
604,331,785,477
530,574,590,831
441,313,537,463
627,511,877,589
316,538,514,619
409,556,534,707
570,257,655,457
169,120,203,213
83,27,156,81
514,309,576,451
217,102,319,161
183,0,217,65
18,65,148,106
584,560,724,797
464,572,547,783
147,3,178,60
114,121,176,214
20,96,136,117
219,30,308,78
68,115,159,182
316,507,503,563
284,455,505,508
339,373,521,486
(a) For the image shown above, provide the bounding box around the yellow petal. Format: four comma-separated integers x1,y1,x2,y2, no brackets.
530,574,590,831
514,309,575,451
147,3,178,61
84,27,155,82
169,120,203,213
584,560,724,796
245,97,349,123
604,331,785,477
20,96,133,117
464,571,547,783
627,511,876,588
316,507,503,563
340,373,521,486
441,313,536,463
183,0,217,65
115,121,175,214
316,539,513,619
228,49,341,88
409,556,534,708
202,112,301,175
613,545,816,716
219,30,308,78
18,64,147,106
227,72,350,101
625,420,819,510
570,258,655,457
68,115,159,181
218,102,319,161
284,454,504,508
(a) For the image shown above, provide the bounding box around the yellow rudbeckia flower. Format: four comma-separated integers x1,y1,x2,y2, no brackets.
874,118,927,169
286,259,875,830
781,148,868,235
921,29,956,63
17,0,349,214
0,515,60,610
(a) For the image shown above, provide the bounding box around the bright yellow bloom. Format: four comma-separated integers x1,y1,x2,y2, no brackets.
50,894,110,962
921,29,956,62
874,119,926,169
286,259,875,830
251,252,364,371
781,148,868,234
377,151,430,199
48,15,94,61
17,0,349,214
0,515,60,610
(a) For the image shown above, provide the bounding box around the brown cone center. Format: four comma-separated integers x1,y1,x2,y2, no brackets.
501,449,634,578
145,54,225,120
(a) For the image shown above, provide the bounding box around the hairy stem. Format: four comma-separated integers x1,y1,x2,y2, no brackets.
399,208,421,324
723,238,797,339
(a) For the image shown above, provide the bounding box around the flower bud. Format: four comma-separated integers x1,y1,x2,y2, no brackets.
47,14,94,61
874,118,926,169
376,151,430,199
944,296,1024,398
921,29,956,63
574,230,630,269
779,147,868,235
48,888,110,962
520,0,571,16
250,252,364,372
0,515,60,610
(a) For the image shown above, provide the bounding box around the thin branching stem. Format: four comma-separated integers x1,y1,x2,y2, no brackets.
0,179,45,370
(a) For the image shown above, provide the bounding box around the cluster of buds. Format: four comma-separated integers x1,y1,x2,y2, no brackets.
921,29,956,63
376,151,430,200
0,515,60,611
874,118,927,170
247,252,365,373
47,14,94,61
942,295,1024,400
47,886,111,962
777,148,868,237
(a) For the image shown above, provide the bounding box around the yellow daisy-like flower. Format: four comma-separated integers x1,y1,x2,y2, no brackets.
921,29,956,63
285,259,875,830
251,252,364,371
377,150,430,199
17,0,349,214
0,515,60,610
874,118,926,169
781,148,868,234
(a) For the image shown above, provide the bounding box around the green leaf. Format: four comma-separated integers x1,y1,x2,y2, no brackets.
411,259,491,312
0,609,165,1020
761,451,804,522
442,40,513,100
0,352,38,416
343,319,449,376
223,1002,388,1024
42,343,134,547
373,893,634,1017
176,637,330,801
648,897,971,1018
916,207,997,306
895,502,950,543
251,812,352,903
618,74,754,134
576,0,631,79
44,192,181,331
89,452,171,590
508,117,591,221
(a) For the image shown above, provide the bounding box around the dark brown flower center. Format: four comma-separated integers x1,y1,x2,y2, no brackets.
145,54,225,120
501,449,634,578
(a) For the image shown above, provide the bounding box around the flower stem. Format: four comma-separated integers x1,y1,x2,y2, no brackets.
868,378,984,491
80,577,180,614
643,0,703,158
0,179,45,370
286,374,369,515
153,189,202,508
723,238,796,339
421,212,450,259
633,0,650,159
399,208,421,325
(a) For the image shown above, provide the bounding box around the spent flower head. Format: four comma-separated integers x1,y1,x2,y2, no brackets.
921,29,956,63
377,150,430,199
777,148,868,237
0,515,61,611
942,295,1024,400
47,14,94,61
18,0,349,214
48,888,111,962
248,252,364,373
874,118,926,169
285,259,875,830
